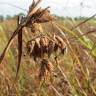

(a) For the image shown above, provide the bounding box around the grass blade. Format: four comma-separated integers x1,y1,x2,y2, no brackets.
72,13,96,30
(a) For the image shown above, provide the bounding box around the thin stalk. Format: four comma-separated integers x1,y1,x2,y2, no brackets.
55,58,79,96
50,85,63,96
55,23,96,95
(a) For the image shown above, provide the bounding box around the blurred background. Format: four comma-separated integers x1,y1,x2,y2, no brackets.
0,0,96,17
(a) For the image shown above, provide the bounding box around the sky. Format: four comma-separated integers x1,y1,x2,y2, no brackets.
0,0,96,17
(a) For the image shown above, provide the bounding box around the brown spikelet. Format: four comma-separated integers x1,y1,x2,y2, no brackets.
53,35,59,52
31,24,36,33
39,59,53,81
26,40,36,56
40,36,49,54
28,0,42,16
54,43,59,52
36,9,55,23
30,40,42,61
40,36,49,47
26,41,32,54
35,38,41,48
48,40,55,57
31,23,43,33
55,35,66,54
26,34,67,61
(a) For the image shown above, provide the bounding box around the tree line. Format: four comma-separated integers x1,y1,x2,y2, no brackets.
0,13,96,22
0,13,25,22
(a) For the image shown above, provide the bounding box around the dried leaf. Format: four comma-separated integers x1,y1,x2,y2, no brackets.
26,41,33,55
39,59,53,80
15,29,23,79
35,38,41,48
55,35,66,54
28,0,42,16
48,40,55,57
31,41,42,61
36,10,55,23
31,23,43,33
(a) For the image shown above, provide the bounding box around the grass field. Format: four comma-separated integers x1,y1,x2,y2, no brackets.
0,18,96,96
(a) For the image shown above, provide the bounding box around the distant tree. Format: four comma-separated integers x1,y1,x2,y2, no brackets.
74,17,79,20
18,13,25,17
52,14,65,20
12,15,18,19
6,15,12,20
66,16,72,20
0,15,4,21
59,16,65,20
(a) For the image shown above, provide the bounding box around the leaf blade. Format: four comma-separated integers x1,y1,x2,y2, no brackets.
15,29,23,79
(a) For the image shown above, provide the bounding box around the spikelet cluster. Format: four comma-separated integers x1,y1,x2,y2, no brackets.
26,34,67,82
26,35,67,61
39,59,53,81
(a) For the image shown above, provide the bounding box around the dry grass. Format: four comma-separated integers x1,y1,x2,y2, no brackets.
0,0,96,96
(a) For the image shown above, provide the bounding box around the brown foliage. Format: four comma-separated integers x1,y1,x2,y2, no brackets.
39,59,53,81
0,0,55,79
26,35,67,61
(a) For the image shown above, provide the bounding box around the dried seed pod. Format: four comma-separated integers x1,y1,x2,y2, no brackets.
26,41,34,55
40,36,49,47
26,34,67,62
61,47,67,54
30,40,42,61
54,43,59,52
40,36,49,54
31,24,36,33
48,40,55,57
53,35,59,52
38,24,43,33
36,10,55,23
26,41,32,54
54,35,66,54
35,38,41,48
31,23,43,33
39,59,53,80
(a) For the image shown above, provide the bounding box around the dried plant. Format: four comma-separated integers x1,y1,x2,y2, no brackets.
0,0,55,79
25,33,67,83
31,23,43,33
54,35,67,54
26,35,67,61
39,59,53,81
1,0,96,96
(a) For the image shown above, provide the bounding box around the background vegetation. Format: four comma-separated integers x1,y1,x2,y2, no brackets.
0,2,96,95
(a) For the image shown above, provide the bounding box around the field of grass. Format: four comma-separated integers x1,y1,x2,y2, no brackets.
0,18,96,96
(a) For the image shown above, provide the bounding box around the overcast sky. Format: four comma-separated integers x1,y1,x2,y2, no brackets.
0,0,96,17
